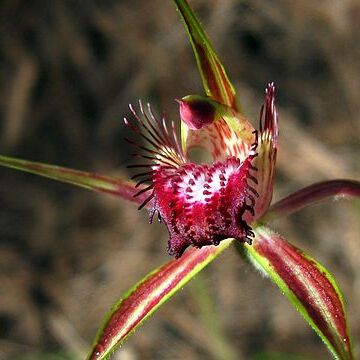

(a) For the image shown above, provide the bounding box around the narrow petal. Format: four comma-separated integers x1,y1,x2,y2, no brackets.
0,154,149,206
261,179,360,222
87,239,233,360
178,95,255,162
173,0,240,111
250,83,278,221
239,226,354,360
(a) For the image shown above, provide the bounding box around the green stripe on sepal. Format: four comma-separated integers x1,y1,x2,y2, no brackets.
239,225,354,360
87,239,233,360
173,0,240,111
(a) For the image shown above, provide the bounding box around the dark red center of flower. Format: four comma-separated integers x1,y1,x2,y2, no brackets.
152,156,257,257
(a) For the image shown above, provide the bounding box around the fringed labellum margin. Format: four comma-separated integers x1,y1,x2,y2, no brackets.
125,102,258,257
125,83,279,258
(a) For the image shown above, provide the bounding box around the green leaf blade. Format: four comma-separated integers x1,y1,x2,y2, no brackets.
241,226,354,360
87,239,233,360
174,0,240,111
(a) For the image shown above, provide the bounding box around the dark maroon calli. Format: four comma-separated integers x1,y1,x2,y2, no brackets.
153,155,257,257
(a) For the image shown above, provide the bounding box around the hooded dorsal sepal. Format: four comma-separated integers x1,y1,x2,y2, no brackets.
178,95,255,162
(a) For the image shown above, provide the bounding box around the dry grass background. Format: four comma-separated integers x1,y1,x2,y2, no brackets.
0,0,359,359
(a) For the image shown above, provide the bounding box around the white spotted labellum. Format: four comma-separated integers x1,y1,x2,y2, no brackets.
125,94,266,257
124,81,278,258
0,1,359,360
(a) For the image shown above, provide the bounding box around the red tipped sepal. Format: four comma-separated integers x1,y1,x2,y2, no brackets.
87,239,233,360
262,179,360,222
241,226,354,360
173,0,240,110
0,155,146,204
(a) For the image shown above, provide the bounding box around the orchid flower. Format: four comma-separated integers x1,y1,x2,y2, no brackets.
0,1,359,359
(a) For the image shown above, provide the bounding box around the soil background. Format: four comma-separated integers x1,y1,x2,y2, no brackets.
0,1,359,359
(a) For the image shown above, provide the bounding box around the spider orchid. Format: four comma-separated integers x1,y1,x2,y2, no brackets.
0,1,359,359
124,93,262,258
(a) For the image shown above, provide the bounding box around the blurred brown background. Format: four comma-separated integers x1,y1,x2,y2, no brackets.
0,0,359,359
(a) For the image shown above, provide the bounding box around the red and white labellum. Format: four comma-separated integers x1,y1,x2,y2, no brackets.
153,155,257,257
125,101,258,257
